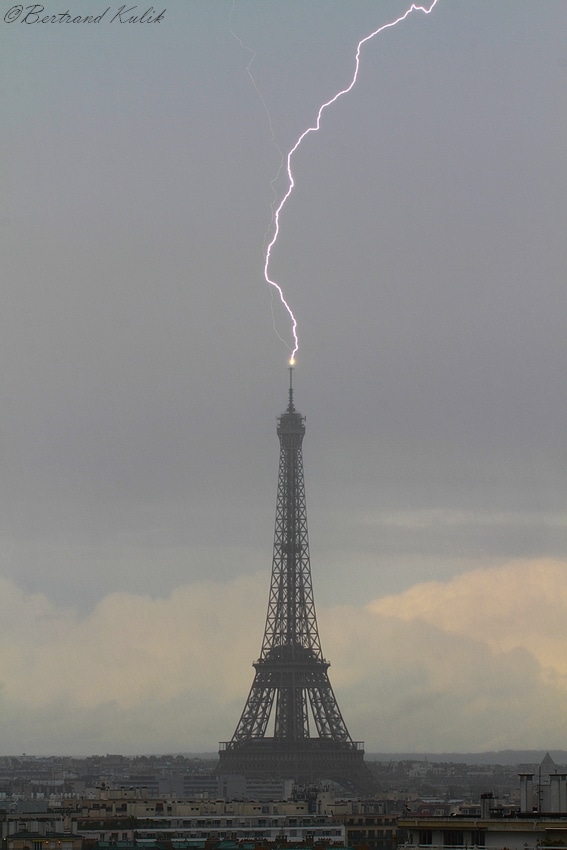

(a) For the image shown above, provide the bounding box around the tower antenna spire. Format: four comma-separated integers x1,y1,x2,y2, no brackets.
288,363,294,411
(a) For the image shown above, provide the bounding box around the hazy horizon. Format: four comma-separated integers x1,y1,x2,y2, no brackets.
4,749,567,768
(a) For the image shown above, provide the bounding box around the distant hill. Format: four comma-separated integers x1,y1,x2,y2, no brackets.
366,751,567,765
120,750,567,767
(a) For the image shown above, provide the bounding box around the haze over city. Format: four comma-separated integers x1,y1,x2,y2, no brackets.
2,0,566,755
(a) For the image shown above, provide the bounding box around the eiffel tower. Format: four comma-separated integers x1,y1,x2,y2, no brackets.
218,369,375,793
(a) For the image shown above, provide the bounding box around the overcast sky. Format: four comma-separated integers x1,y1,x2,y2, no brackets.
2,0,566,756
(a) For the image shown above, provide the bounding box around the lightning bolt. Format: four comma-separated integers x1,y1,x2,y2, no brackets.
262,0,441,365
228,3,290,352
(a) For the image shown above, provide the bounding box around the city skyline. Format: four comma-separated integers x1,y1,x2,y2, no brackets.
1,0,566,754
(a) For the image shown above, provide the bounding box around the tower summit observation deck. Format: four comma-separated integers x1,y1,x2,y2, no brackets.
217,369,375,793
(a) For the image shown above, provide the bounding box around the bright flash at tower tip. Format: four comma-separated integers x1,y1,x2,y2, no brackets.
262,0,440,366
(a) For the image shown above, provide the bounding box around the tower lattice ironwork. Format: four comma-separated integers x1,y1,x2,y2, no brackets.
217,370,375,793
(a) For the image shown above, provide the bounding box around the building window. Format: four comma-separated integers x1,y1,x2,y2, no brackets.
443,831,464,847
419,831,433,846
